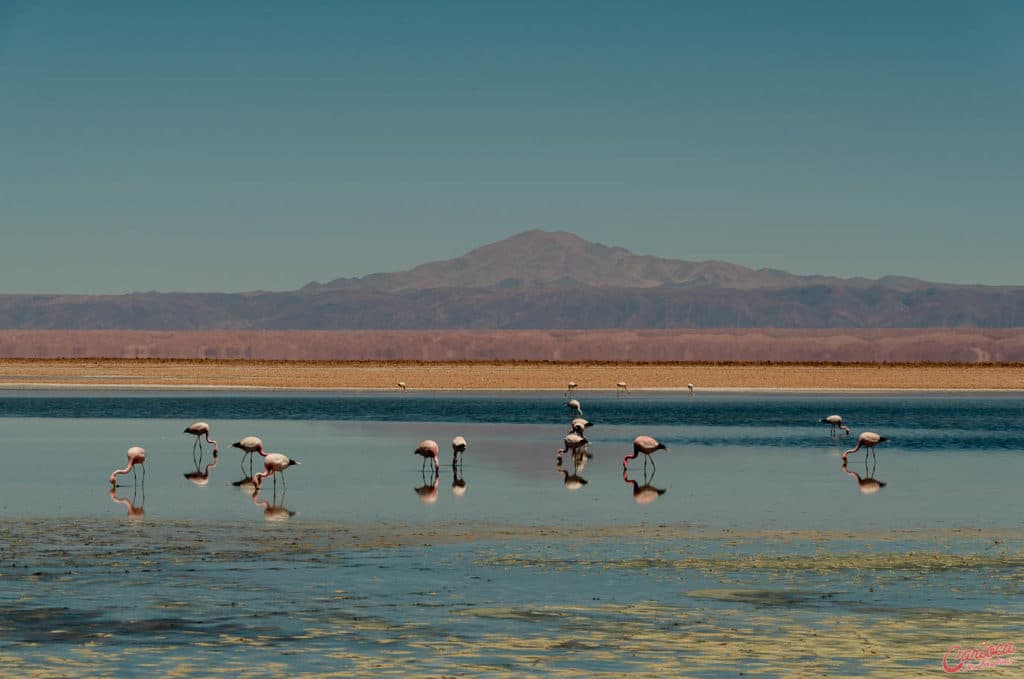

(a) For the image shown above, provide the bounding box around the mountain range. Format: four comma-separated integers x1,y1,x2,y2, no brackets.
2,230,1023,330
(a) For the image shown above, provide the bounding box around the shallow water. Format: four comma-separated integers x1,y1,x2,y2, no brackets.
1,390,1021,676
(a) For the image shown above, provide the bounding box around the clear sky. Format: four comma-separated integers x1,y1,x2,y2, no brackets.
1,1,1021,294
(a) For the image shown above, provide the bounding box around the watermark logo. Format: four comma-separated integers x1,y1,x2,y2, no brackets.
942,642,1016,673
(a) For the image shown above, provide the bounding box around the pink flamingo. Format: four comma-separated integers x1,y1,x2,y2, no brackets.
557,432,589,460
415,440,440,471
820,415,851,437
451,436,468,466
623,435,667,472
842,432,888,461
184,421,218,456
566,399,583,417
253,452,299,492
569,417,592,436
110,446,146,487
565,381,578,397
232,435,265,476
616,381,630,396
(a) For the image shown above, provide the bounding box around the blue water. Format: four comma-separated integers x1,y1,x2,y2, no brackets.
1,389,1021,677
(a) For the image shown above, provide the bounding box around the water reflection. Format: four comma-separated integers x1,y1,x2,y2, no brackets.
415,469,440,504
251,489,296,521
108,486,145,519
841,457,887,495
623,468,667,504
183,450,218,486
451,466,468,497
556,455,588,491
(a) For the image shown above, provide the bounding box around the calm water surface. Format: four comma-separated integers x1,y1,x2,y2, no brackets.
1,390,1021,677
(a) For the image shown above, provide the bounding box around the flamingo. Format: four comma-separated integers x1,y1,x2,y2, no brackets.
842,432,888,461
842,459,886,494
184,422,218,460
566,399,583,417
616,381,630,396
623,435,667,472
820,415,851,436
415,439,440,471
557,432,589,460
253,452,299,492
110,446,146,487
569,417,592,436
451,436,467,467
687,383,694,395
623,468,667,504
565,381,578,397
232,435,265,476
398,381,408,392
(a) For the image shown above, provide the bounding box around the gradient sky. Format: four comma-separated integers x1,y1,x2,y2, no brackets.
1,1,1021,294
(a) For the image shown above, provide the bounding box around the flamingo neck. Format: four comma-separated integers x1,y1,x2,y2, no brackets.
110,461,135,482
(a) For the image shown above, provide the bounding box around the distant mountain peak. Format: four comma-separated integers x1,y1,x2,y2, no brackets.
318,230,834,292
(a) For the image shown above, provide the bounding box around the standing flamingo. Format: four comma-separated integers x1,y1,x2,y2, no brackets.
565,381,578,397
820,415,851,436
842,432,888,461
557,432,589,461
184,422,218,459
616,381,630,396
566,399,583,417
623,435,667,472
398,381,408,392
451,436,467,467
232,435,265,477
569,417,592,436
415,440,440,471
252,452,299,492
110,446,146,487
687,383,694,395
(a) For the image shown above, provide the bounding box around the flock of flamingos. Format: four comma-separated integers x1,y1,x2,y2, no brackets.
107,380,891,510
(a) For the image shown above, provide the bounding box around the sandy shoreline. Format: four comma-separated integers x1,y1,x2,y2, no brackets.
0,358,1021,390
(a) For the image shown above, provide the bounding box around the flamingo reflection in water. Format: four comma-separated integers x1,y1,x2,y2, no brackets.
841,457,886,494
184,448,218,486
623,467,667,504
415,469,440,504
556,453,588,491
451,465,468,497
252,488,296,521
109,486,145,519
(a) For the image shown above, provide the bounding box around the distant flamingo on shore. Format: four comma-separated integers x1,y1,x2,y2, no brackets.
565,381,577,397
820,415,851,437
843,432,888,461
687,383,694,395
623,436,667,472
398,381,408,393
110,446,146,487
616,381,629,396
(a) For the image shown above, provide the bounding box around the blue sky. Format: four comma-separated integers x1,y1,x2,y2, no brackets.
1,1,1021,293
